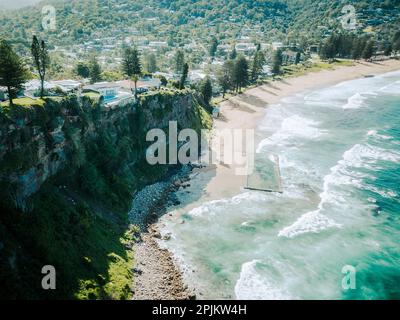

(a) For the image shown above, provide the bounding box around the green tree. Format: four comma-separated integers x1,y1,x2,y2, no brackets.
351,38,366,60
146,53,157,73
251,49,265,82
272,49,283,75
383,43,392,56
157,75,167,86
392,31,400,53
229,45,237,60
88,56,102,83
200,76,213,105
174,49,185,74
234,56,249,92
122,47,142,97
216,60,234,98
75,61,90,78
179,63,189,89
209,36,218,58
31,36,49,98
320,36,336,60
295,52,301,65
362,41,375,61
0,39,28,105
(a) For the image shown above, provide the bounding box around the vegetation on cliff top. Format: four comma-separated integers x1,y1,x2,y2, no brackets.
0,91,211,299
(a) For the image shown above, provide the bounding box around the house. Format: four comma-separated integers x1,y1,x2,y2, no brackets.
272,42,285,51
148,41,168,49
137,77,161,90
216,44,231,53
235,43,257,53
83,81,134,106
282,50,301,65
23,80,57,97
188,70,206,83
83,82,120,98
50,80,82,93
116,77,162,93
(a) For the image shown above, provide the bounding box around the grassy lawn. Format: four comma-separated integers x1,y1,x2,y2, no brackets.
0,97,45,108
0,96,65,109
282,59,355,78
83,92,101,100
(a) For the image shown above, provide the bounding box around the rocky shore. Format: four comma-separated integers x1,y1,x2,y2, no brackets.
131,226,195,300
130,164,198,300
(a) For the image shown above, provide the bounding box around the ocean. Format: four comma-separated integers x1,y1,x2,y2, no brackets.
159,70,400,300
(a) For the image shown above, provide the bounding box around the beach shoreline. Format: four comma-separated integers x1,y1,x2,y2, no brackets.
132,59,400,300
196,59,400,203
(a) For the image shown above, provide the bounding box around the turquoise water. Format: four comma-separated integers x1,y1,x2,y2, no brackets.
160,71,400,300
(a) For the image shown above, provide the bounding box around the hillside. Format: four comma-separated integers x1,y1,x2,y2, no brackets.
1,0,399,52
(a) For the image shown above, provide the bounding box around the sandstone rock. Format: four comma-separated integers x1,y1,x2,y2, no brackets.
162,233,172,241
153,232,162,239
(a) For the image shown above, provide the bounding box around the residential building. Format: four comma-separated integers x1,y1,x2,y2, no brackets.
83,82,120,97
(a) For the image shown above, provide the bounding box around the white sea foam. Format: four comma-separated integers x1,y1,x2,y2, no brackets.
187,192,270,217
367,130,393,141
234,260,293,300
278,211,341,238
364,186,398,199
342,144,400,168
256,115,325,152
278,140,400,238
342,93,367,109
377,80,400,94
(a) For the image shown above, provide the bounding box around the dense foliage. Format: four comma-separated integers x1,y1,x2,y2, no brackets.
1,0,399,50
0,91,211,299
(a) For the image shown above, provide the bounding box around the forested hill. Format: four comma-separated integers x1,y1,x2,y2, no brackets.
0,0,399,52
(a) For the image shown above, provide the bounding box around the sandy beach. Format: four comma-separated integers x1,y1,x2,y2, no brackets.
133,58,400,300
200,59,400,202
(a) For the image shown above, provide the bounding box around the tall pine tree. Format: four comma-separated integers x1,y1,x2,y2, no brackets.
234,56,249,92
122,47,142,97
31,36,49,98
88,56,102,84
0,39,28,105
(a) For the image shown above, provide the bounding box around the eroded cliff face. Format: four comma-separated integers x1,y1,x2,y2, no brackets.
0,90,210,210
0,90,211,299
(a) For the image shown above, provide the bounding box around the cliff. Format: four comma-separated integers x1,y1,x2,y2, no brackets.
0,90,212,299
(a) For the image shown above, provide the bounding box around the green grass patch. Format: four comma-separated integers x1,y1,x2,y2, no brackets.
83,92,101,102
1,97,45,108
281,59,355,79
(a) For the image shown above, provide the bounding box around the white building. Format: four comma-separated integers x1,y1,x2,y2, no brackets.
272,42,285,50
149,41,168,48
188,70,206,83
50,80,82,93
23,80,57,97
235,43,257,53
83,82,120,97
